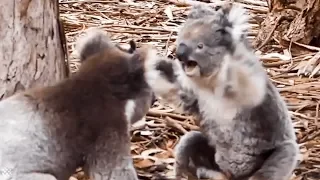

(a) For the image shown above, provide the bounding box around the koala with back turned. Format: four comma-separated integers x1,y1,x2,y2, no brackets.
0,28,161,180
143,3,299,180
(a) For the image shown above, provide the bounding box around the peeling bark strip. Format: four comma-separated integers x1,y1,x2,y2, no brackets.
0,0,67,100
253,0,320,49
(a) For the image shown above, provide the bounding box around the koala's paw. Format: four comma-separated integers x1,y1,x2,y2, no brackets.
143,48,180,97
216,45,267,107
231,41,264,76
216,54,238,97
248,175,269,180
196,168,229,180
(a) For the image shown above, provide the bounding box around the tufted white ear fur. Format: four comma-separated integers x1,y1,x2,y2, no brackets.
225,5,250,42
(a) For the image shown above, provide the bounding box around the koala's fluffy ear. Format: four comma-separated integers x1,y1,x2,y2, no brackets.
115,39,137,54
187,4,217,19
75,28,115,61
217,3,250,42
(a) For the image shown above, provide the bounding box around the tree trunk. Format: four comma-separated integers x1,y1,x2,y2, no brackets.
253,0,320,51
0,0,68,100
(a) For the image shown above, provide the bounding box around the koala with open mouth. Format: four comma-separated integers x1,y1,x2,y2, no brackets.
143,3,299,180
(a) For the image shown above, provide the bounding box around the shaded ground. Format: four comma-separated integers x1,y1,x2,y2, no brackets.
59,0,320,179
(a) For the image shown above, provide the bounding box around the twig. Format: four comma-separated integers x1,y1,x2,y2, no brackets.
316,103,319,129
148,109,193,121
165,31,174,56
59,0,119,4
101,24,176,32
165,116,188,134
256,15,283,50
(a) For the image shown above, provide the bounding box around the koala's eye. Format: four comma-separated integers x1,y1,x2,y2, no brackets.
214,5,222,11
197,43,204,49
216,28,227,34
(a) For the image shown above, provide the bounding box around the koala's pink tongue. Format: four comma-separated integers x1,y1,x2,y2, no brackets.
185,61,200,76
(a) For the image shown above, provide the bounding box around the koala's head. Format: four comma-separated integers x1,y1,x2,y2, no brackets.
75,28,150,65
175,3,250,87
75,28,157,107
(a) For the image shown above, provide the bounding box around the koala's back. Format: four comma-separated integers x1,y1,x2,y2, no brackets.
0,94,74,179
0,28,157,180
0,69,145,179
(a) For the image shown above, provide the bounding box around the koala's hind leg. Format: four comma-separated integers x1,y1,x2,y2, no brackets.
8,173,57,180
174,131,228,180
248,141,299,180
86,160,138,180
84,133,138,180
85,153,138,180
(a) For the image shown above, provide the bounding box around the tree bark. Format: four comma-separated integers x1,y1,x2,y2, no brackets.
0,0,68,100
253,0,320,51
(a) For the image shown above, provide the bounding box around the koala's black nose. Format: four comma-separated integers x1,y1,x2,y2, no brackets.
176,43,191,62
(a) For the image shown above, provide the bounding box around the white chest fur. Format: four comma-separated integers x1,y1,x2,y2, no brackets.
197,89,238,126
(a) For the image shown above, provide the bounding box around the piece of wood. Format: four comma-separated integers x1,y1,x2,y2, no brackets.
253,0,320,49
253,0,320,77
0,0,68,100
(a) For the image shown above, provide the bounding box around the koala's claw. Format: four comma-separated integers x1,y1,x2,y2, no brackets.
196,168,230,180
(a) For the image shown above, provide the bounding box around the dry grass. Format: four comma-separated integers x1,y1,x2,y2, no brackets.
59,0,320,179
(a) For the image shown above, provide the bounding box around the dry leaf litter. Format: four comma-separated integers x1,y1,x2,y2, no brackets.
59,0,320,179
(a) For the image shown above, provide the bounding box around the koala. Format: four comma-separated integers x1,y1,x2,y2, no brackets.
0,28,159,180
143,3,299,180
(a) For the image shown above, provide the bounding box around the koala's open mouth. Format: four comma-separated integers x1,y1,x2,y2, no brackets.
184,60,200,76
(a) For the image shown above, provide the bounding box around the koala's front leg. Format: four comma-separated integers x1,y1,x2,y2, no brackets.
216,43,267,108
143,47,180,96
174,131,229,180
11,173,58,180
85,153,138,180
143,49,198,114
249,141,299,180
84,134,138,180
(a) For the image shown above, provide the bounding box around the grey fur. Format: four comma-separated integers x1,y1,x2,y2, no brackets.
187,4,218,19
0,29,155,180
175,4,252,78
174,131,227,180
76,28,115,61
144,3,299,180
